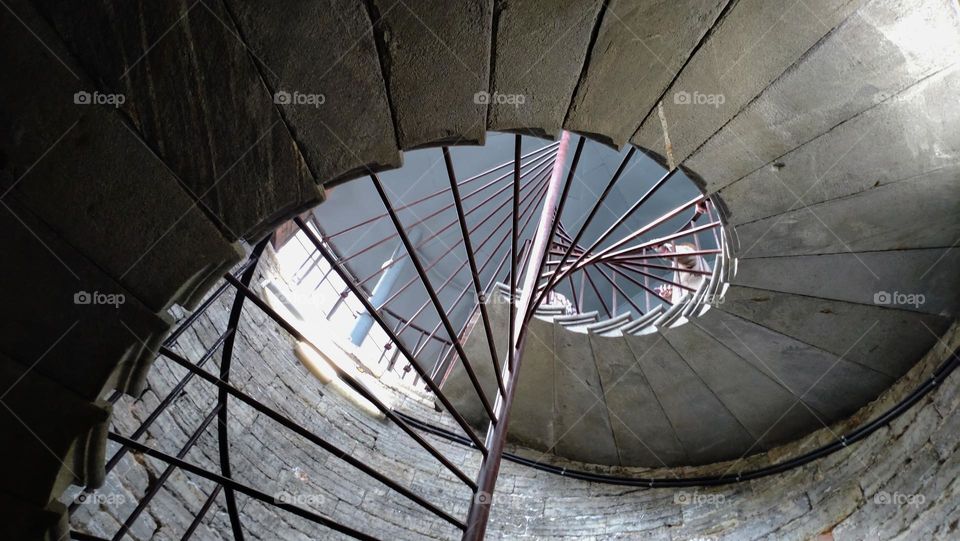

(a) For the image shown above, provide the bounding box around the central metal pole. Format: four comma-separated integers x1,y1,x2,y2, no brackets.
463,131,571,540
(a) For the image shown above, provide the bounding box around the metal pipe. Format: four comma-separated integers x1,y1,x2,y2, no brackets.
107,433,381,540
531,147,636,316
181,484,222,540
370,173,498,422
295,218,488,453
221,275,477,489
157,346,466,529
463,132,572,540
217,237,270,541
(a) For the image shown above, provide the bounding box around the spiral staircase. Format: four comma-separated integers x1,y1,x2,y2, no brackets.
1,0,958,539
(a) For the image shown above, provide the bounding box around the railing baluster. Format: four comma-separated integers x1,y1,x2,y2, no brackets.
295,218,488,453
369,173,498,422
221,274,478,489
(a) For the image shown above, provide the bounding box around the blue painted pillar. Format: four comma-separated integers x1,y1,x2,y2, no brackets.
349,231,419,346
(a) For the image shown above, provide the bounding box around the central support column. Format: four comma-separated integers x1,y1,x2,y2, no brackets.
463,131,571,540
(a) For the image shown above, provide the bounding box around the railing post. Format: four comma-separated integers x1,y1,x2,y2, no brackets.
463,132,571,540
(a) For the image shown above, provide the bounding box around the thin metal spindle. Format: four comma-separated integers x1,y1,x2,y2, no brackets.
378,159,554,317
221,274,477,489
346,150,558,282
509,135,521,371
531,147,636,314
295,218,488,453
326,142,559,241
158,346,467,529
108,433,382,540
412,177,552,358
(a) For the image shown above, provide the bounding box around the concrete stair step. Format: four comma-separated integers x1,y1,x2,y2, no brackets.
224,0,402,187
509,314,557,451
0,200,171,401
684,0,960,192
0,0,243,312
33,0,326,241
716,285,951,380
0,352,110,506
566,0,726,148
488,0,603,139
622,332,757,464
691,308,894,423
731,250,960,317
659,323,823,450
718,65,960,225
553,322,619,465
590,334,687,466
369,0,491,149
634,0,864,166
733,169,960,258
585,312,633,336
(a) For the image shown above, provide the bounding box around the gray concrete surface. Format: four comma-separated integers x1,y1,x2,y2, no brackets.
225,0,402,185
0,201,170,401
487,0,603,138
371,0,492,148
632,0,862,165
732,249,960,317
0,1,243,313
509,313,557,451
718,65,960,225
33,0,325,241
660,322,822,449
553,319,619,465
733,167,960,258
692,308,893,421
0,352,110,506
718,285,951,378
685,0,960,192
564,0,725,148
590,333,688,466
623,332,757,464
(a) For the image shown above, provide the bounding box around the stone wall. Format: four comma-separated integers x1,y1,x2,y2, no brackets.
68,249,960,540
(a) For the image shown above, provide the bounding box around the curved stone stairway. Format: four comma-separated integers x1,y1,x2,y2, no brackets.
1,0,958,538
445,277,948,466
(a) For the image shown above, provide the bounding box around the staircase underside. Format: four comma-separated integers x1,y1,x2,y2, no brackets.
2,0,959,537
445,286,951,466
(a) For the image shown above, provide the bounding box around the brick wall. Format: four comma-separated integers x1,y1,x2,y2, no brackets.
67,251,960,540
